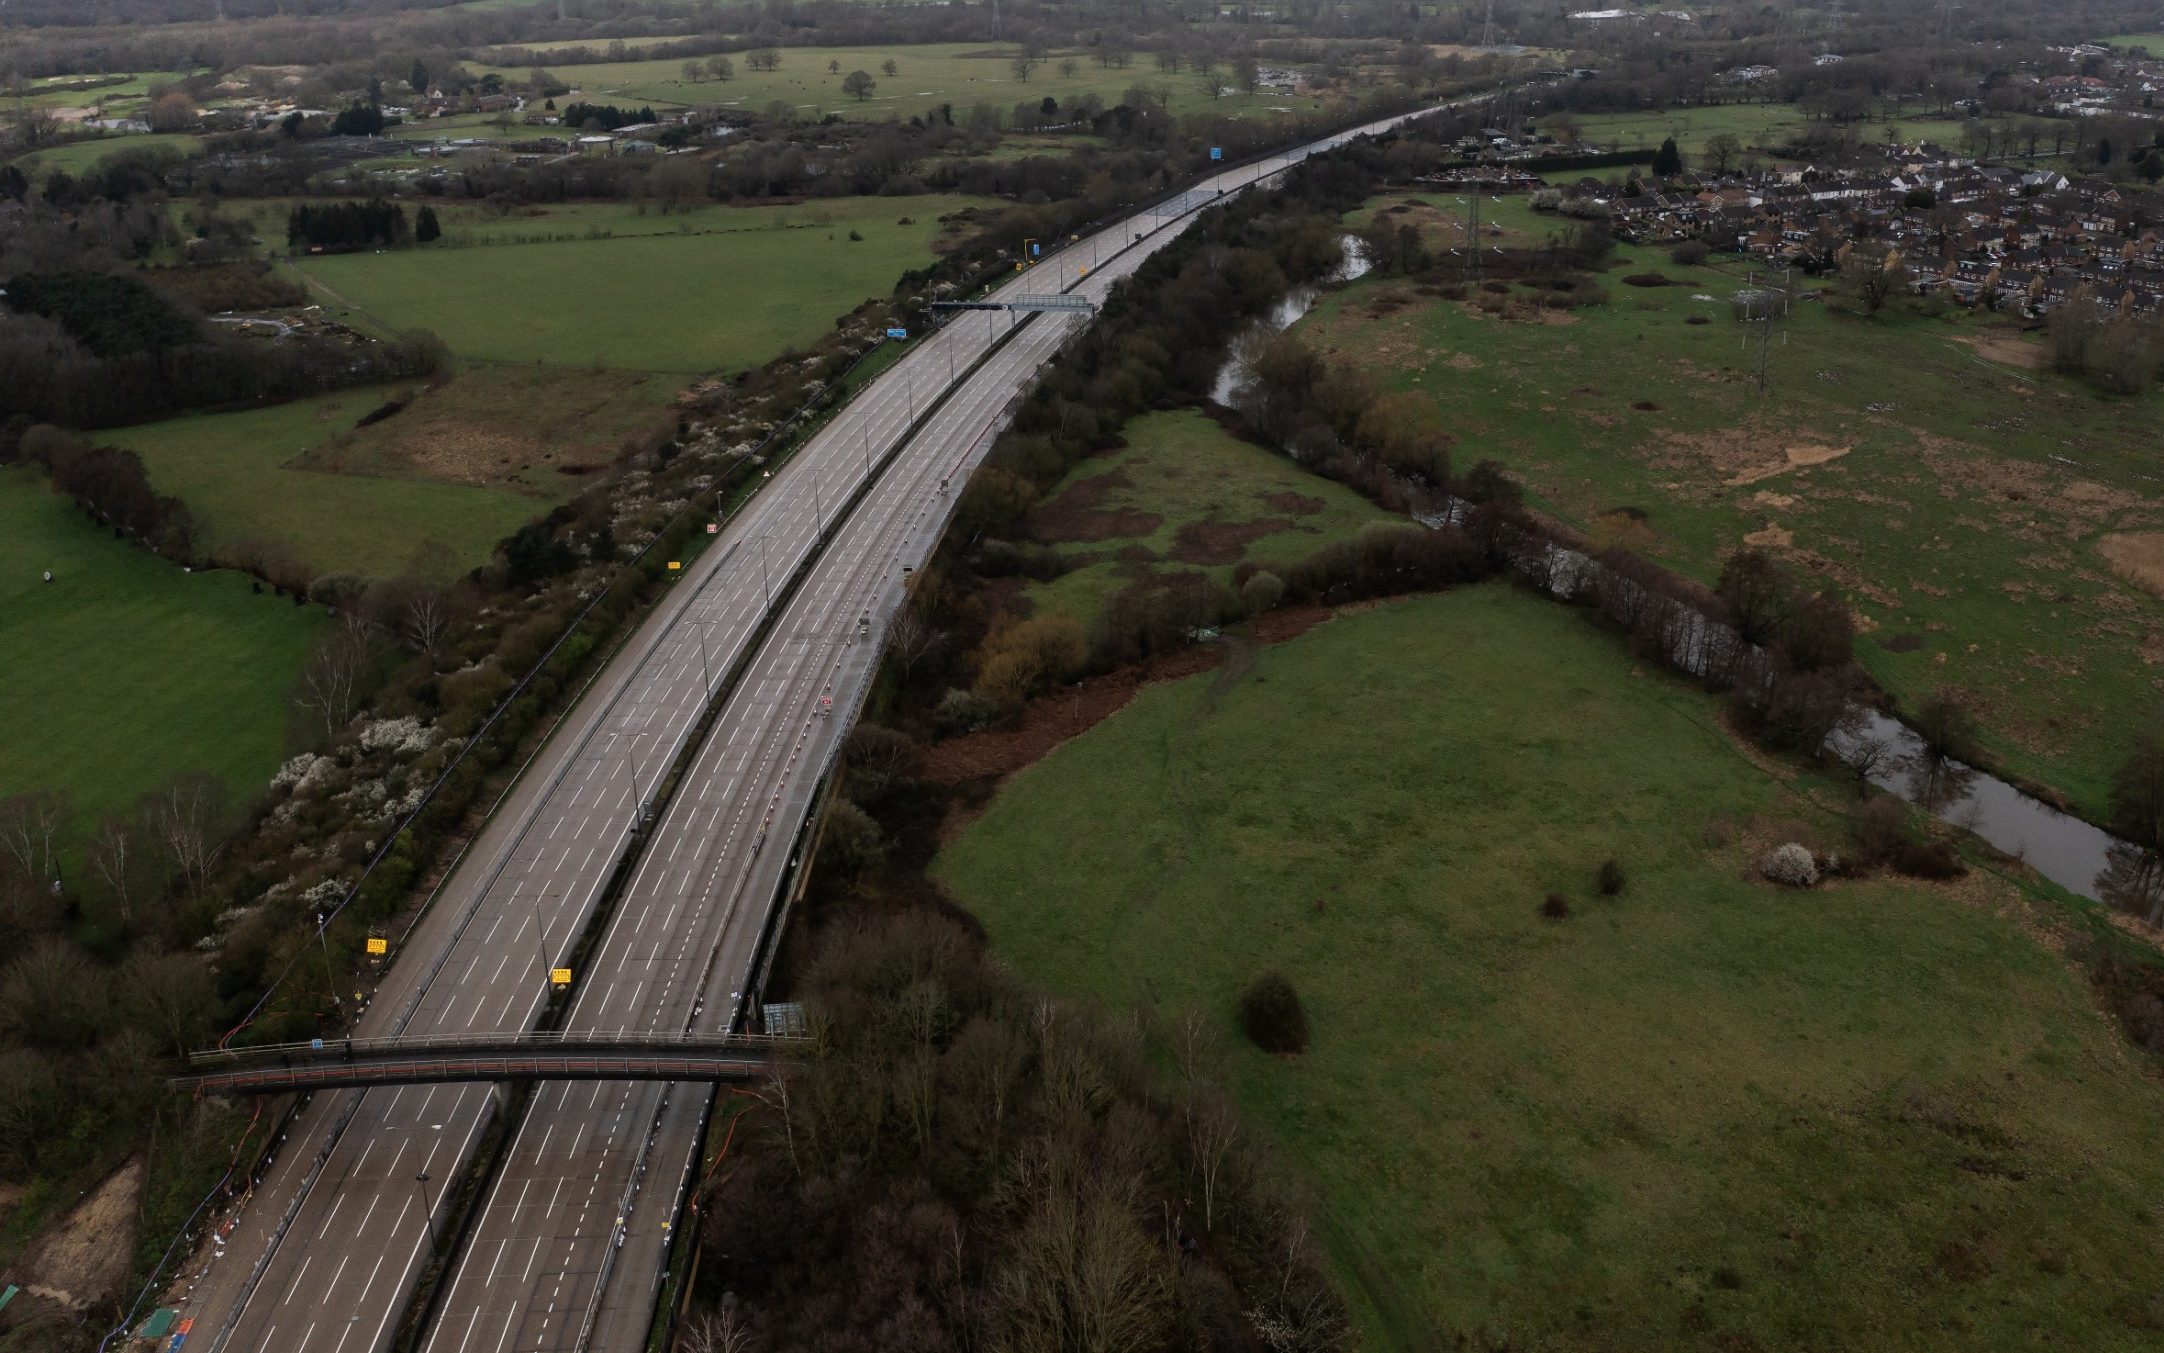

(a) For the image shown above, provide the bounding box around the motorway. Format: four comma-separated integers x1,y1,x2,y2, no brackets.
180,104,1438,1353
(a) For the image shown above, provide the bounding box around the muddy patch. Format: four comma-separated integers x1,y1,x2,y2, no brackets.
17,1159,141,1311
923,606,1338,787
1725,443,1852,488
1957,330,2043,371
1170,517,1293,565
1262,491,1326,516
1880,632,1926,653
2100,532,2164,600
1744,522,1793,549
1024,469,1164,543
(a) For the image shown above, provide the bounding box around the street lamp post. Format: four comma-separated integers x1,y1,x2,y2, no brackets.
416,1172,438,1255
315,913,337,1005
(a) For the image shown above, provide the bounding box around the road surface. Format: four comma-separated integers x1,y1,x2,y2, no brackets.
181,104,1438,1353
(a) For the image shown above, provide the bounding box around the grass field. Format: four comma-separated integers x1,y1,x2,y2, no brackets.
294,195,986,372
8,132,203,176
476,41,1325,122
103,367,668,577
1349,189,1556,249
1020,408,1390,626
0,469,324,841
1572,103,1975,159
1295,223,2164,821
16,70,194,110
936,584,2164,1351
2104,33,2164,51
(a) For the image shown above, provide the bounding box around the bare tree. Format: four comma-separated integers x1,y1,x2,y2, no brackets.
885,605,946,685
293,622,377,742
0,791,67,890
1248,1285,1351,1353
1188,1095,1241,1233
747,1071,800,1177
404,584,453,654
119,952,216,1055
1844,734,1893,795
142,774,225,896
88,815,147,924
1010,48,1042,82
677,1306,754,1353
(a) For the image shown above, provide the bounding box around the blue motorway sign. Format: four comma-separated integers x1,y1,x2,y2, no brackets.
885,327,908,338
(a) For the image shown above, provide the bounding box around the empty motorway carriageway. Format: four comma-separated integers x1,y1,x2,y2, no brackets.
172,105,1439,1353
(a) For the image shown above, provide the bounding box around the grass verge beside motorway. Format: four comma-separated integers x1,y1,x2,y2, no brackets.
936,583,2164,1351
1019,408,1391,626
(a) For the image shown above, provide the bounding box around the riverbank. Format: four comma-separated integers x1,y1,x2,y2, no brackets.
934,583,2164,1351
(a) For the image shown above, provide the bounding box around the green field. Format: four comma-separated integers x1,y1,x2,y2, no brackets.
8,132,203,176
936,584,2164,1351
479,41,1324,122
0,469,324,840
294,195,986,372
16,70,194,110
1351,189,1556,249
104,367,668,577
2104,33,2164,51
1295,229,2164,821
1572,103,1974,159
1021,408,1390,625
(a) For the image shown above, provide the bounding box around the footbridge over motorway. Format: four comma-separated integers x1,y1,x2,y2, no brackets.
930,293,1096,314
179,1033,794,1094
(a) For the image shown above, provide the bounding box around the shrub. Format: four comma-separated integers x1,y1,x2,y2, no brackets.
1893,839,1966,880
1238,972,1310,1054
1240,569,1284,617
1596,859,1625,896
1670,239,1710,266
1540,892,1571,920
933,687,1000,735
1758,843,1819,887
1851,796,1911,865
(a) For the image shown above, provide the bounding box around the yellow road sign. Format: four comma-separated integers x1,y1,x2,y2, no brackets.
667,561,682,571
551,967,573,987
365,937,388,955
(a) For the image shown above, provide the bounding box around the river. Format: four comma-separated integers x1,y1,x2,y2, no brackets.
1208,243,2157,915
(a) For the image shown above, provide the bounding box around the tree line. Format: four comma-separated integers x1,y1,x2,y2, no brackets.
286,198,426,250
693,907,1349,1352
558,101,658,132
